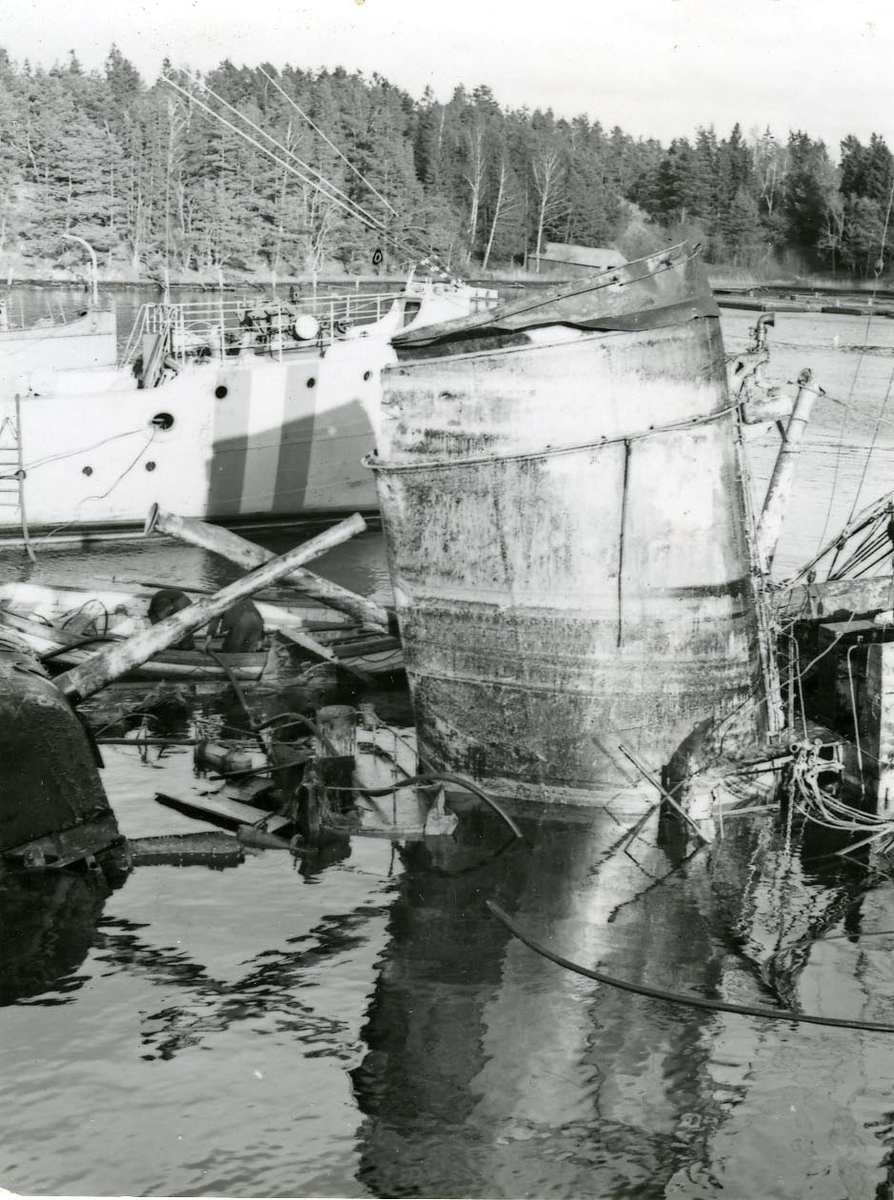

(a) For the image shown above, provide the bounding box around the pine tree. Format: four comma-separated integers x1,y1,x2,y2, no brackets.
0,52,27,262
561,116,621,248
719,186,764,265
717,123,752,209
650,139,700,226
104,45,142,113
17,70,124,263
784,131,835,252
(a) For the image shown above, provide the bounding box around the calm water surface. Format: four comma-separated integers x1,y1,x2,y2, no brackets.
1,295,894,1198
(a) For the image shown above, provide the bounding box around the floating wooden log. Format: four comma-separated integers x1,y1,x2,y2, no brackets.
54,514,367,703
146,504,390,632
0,606,276,682
128,832,244,868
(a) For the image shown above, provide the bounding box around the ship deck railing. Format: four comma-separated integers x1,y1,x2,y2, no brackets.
120,288,409,371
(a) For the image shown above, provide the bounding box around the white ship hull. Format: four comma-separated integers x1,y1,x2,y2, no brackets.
0,306,117,382
0,282,494,541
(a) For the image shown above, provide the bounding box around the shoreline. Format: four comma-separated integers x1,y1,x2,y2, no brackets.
4,265,893,297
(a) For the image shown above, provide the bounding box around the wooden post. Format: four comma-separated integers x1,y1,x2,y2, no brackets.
55,515,367,704
146,504,391,632
295,706,357,842
314,705,357,817
861,642,894,817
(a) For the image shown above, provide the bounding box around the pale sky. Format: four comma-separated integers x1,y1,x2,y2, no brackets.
3,0,892,156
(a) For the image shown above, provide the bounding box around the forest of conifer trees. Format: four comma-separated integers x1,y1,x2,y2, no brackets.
1,44,892,281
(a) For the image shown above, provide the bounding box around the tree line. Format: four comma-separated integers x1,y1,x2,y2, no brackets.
0,45,892,280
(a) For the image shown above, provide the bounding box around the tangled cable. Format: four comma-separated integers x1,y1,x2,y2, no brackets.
787,739,894,847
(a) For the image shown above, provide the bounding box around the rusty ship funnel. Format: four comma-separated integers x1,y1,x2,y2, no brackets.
365,243,776,804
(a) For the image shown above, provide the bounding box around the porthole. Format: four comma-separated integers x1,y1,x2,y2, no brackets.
82,465,93,477
306,377,316,389
215,384,229,399
145,461,156,472
363,370,372,381
151,412,174,430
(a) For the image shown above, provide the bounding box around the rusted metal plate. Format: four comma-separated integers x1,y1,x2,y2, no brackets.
0,638,122,860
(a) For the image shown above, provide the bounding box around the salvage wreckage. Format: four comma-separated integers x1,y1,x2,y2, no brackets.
0,512,515,893
7,246,894,931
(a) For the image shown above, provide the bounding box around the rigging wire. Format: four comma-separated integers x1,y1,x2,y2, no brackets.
258,66,400,219
846,362,894,525
162,75,462,286
162,76,417,268
196,78,393,238
162,78,387,237
814,172,894,554
781,485,894,586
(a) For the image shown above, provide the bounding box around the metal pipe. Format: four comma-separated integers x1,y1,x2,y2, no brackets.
756,369,822,572
55,514,367,703
618,743,709,842
61,234,98,307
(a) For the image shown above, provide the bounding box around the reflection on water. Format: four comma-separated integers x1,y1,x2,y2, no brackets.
6,773,894,1197
0,867,125,1007
3,302,894,1195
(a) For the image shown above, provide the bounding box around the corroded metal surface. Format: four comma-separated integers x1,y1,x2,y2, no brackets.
0,637,122,860
370,246,768,802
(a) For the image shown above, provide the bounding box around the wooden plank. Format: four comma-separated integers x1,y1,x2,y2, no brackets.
0,609,271,680
326,635,401,658
154,790,292,834
148,505,391,631
279,625,374,684
56,513,366,701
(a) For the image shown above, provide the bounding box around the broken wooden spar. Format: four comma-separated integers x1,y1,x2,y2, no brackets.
146,504,390,631
55,514,367,703
366,242,774,803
